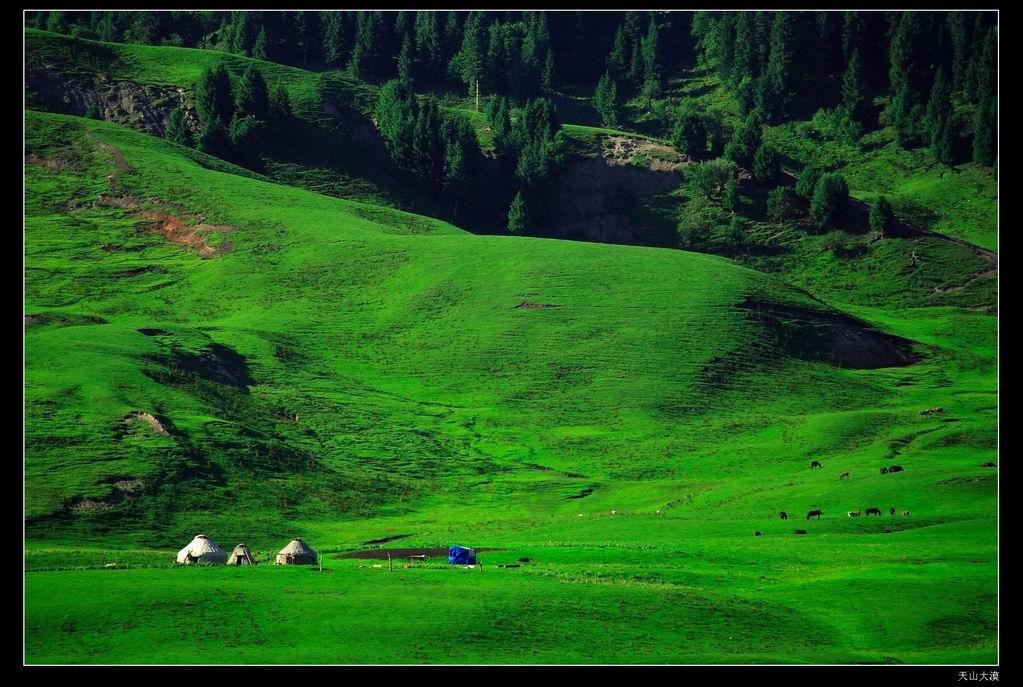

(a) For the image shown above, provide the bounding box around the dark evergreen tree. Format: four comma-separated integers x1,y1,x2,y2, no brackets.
197,117,231,158
752,144,780,182
350,11,388,80
869,195,895,235
924,67,956,164
268,83,292,127
592,71,621,127
485,95,513,153
724,112,763,168
195,64,234,128
508,191,527,233
767,186,797,223
641,15,665,93
235,66,269,121
972,91,997,166
732,12,758,86
723,178,740,212
607,25,629,78
397,31,414,85
414,11,444,81
412,96,444,187
165,107,193,147
758,12,796,122
671,111,707,159
795,165,821,199
376,79,419,169
810,173,849,229
841,48,868,126
452,11,488,97
227,114,263,168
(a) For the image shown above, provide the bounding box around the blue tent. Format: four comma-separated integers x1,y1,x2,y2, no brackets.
448,546,477,565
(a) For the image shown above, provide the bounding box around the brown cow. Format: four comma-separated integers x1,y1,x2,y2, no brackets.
888,465,904,473
810,460,823,469
806,509,823,520
901,510,910,516
839,471,850,479
848,510,861,517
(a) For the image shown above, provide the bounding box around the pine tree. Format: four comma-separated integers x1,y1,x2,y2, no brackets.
592,71,621,127
350,11,387,79
841,48,868,126
724,112,763,168
542,48,556,94
671,111,707,158
732,12,758,86
723,178,740,212
972,91,997,166
397,31,414,85
752,144,779,182
376,79,419,169
414,11,443,81
253,27,270,61
508,191,527,233
197,117,230,158
195,64,234,128
759,12,796,123
869,195,895,235
267,83,292,129
235,66,269,121
810,173,849,229
485,95,513,152
452,11,488,96
925,68,955,164
165,107,193,147
607,25,629,78
641,16,664,93
947,12,974,98
795,166,820,199
227,113,263,168
412,96,444,186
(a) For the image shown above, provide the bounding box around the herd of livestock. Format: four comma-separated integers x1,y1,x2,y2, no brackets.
753,460,911,537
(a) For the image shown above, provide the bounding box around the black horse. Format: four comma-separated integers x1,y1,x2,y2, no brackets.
779,511,788,520
865,507,882,516
806,509,823,520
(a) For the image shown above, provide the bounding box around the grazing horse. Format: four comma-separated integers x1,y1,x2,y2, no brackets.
754,531,762,537
880,466,889,474
888,465,904,473
810,460,823,469
901,510,910,516
794,529,808,535
839,471,850,479
806,509,823,520
848,510,861,517
779,511,788,520
865,507,882,516
889,507,896,516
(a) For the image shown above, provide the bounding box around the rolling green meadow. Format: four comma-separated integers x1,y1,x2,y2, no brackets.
24,19,997,665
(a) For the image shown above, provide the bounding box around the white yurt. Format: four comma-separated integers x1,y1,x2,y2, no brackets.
176,534,228,564
227,543,258,566
275,538,317,565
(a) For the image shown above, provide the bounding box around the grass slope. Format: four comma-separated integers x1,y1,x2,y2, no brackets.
24,109,996,664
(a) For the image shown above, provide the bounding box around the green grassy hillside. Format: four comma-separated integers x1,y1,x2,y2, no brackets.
24,107,996,664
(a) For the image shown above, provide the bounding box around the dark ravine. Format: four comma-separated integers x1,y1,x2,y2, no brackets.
739,298,920,369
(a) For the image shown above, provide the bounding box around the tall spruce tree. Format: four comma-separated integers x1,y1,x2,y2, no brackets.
165,107,193,147
925,67,955,164
235,66,269,121
759,11,796,123
195,64,234,128
841,48,868,126
972,91,997,166
508,191,527,233
592,71,621,126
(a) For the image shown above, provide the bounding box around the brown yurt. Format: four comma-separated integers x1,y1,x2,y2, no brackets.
276,538,317,565
227,543,257,565
175,534,228,565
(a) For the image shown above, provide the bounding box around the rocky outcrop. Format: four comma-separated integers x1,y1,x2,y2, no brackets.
26,65,199,136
